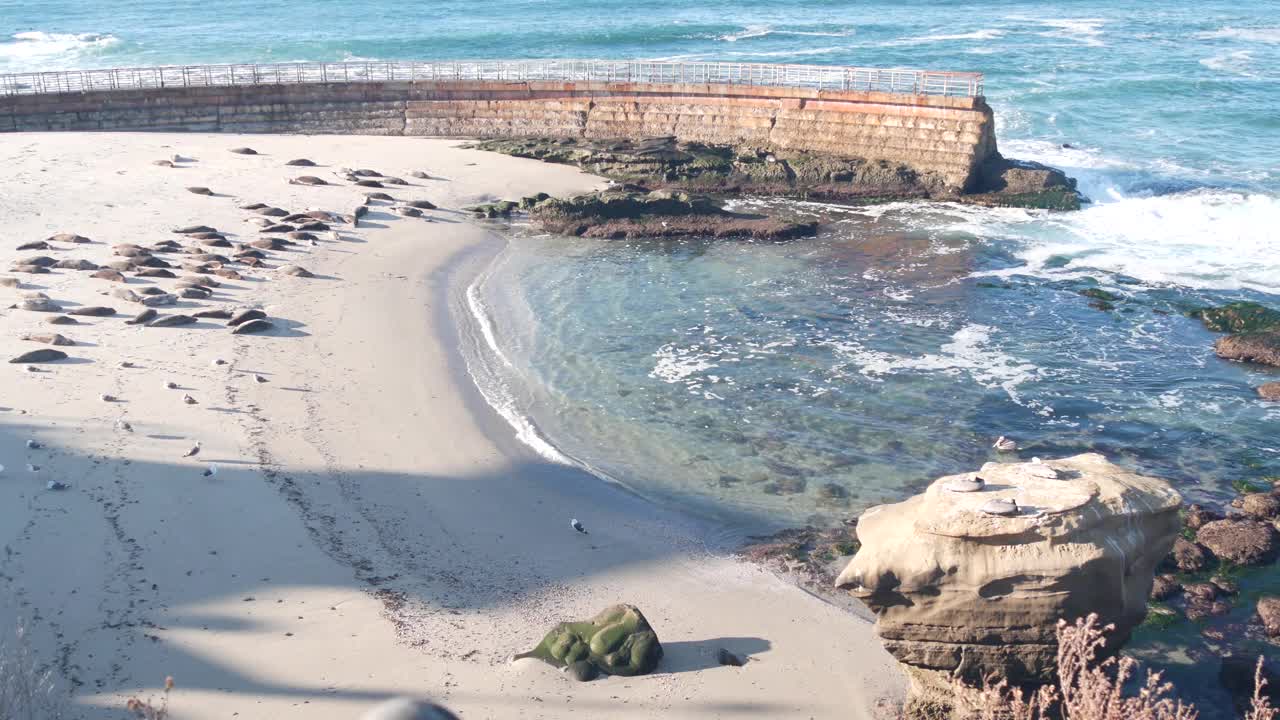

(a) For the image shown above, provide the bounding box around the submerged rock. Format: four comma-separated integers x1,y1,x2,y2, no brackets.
1166,537,1210,572
1196,518,1278,566
514,603,662,680
836,454,1180,704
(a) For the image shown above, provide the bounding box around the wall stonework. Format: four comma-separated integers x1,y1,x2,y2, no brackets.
0,80,997,191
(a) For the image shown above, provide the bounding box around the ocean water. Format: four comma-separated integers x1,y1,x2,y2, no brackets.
4,0,1280,699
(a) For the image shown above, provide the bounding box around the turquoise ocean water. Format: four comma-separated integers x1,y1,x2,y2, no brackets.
4,0,1280,700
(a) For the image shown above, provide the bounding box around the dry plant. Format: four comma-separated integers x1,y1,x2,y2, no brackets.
126,676,174,719
963,614,1277,720
0,620,68,720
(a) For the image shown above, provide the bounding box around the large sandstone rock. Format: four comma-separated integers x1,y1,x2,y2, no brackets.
836,453,1180,699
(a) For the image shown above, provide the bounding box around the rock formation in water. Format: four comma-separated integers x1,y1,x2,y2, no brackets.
529,189,818,241
1192,301,1280,368
468,137,1080,210
835,453,1181,714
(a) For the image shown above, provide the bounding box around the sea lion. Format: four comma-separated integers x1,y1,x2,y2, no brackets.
19,256,58,267
187,187,214,196
125,308,158,325
352,169,381,177
174,225,217,234
47,233,90,244
92,269,126,283
229,147,258,155
257,207,289,217
382,177,408,185
250,238,286,250
135,268,177,278
193,308,233,320
289,176,328,186
56,259,99,270
231,318,274,335
140,293,177,307
9,349,67,364
16,240,50,251
67,306,116,317
355,179,384,188
137,286,168,296
364,192,394,201
261,224,296,233
19,298,61,312
227,308,266,327
148,314,196,327
285,158,317,167
405,200,437,210
46,315,78,325
278,265,315,278
22,333,73,346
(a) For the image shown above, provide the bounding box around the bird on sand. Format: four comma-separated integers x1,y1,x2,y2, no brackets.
211,358,227,367
164,381,178,390
203,463,218,478
254,374,268,383
570,518,588,535
182,394,198,405
183,441,201,458
993,436,1018,452
115,419,133,432
100,393,117,403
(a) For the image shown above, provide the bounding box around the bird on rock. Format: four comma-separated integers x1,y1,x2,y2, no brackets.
570,518,588,535
993,436,1018,452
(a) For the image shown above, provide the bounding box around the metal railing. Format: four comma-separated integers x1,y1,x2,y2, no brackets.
0,59,983,98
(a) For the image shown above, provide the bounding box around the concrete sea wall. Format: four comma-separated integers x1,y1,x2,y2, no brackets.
0,80,997,192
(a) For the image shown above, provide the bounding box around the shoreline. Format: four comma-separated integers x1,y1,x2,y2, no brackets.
0,132,904,719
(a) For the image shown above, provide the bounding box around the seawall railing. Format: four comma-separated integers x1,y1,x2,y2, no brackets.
0,59,984,99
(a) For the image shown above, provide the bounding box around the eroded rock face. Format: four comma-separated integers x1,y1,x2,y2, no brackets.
836,453,1180,694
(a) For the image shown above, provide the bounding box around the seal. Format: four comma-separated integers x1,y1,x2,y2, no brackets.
186,187,214,196
125,308,159,325
229,147,258,155
285,158,317,167
227,308,267,327
232,318,274,334
148,314,197,327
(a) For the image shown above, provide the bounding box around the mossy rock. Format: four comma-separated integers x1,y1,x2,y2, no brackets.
1190,302,1280,334
515,603,662,679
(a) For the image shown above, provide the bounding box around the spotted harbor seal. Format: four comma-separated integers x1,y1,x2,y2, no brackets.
9,349,67,364
16,240,50,251
21,333,74,346
364,192,394,201
229,147,258,155
289,176,328,186
56,259,99,271
228,308,266,327
125,308,159,325
148,314,196,327
231,318,274,334
285,158,317,166
67,306,116,317
186,187,215,196
405,200,437,210
279,265,315,278
256,207,290,217
355,179,385,188
174,225,218,234
47,233,90,244
92,269,126,283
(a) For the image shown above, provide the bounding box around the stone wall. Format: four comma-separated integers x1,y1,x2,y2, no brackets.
0,80,997,192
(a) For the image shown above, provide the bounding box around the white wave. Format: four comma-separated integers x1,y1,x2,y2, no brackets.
884,28,1004,46
1035,18,1106,46
985,190,1280,294
0,31,121,69
829,324,1044,406
718,25,855,42
1195,27,1280,44
1199,50,1256,77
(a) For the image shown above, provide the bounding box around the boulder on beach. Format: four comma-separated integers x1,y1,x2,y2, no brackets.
1259,596,1280,638
514,604,663,680
1192,302,1280,333
9,348,68,364
1242,492,1280,519
1165,536,1210,572
835,453,1181,702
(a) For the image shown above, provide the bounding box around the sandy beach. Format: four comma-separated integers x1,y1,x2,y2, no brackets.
0,132,902,719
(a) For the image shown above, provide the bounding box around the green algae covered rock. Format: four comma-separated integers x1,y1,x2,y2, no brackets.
1191,302,1280,334
515,603,662,679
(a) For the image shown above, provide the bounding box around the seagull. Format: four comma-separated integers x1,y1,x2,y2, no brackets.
203,463,218,478
115,419,134,432
100,393,117,402
211,358,227,367
993,436,1018,452
46,480,69,491
254,374,268,383
183,441,201,458
25,439,41,449
25,365,40,373
26,464,39,473
570,518,588,535
164,381,178,390
182,394,198,405
119,361,135,369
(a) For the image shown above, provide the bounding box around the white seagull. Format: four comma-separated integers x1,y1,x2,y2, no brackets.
183,441,201,458
570,518,588,535
115,419,134,432
25,439,41,449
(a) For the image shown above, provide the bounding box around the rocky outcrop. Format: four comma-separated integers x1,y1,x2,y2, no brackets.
1192,301,1280,368
835,454,1180,707
514,603,662,680
1260,382,1280,401
1195,519,1278,566
530,190,818,241
470,137,1080,210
